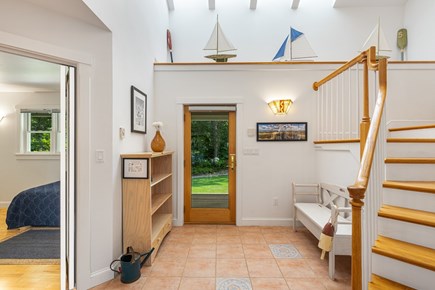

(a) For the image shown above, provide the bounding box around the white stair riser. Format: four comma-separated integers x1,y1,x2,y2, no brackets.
385,163,435,181
387,143,435,158
389,128,435,138
372,254,435,290
378,217,435,249
383,188,435,212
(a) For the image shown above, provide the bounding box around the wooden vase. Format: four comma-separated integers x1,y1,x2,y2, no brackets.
151,130,166,152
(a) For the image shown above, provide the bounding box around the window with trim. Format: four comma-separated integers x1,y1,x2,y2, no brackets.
20,109,60,154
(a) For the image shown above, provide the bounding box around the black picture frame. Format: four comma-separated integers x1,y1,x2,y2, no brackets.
257,122,308,141
131,86,147,133
122,158,149,179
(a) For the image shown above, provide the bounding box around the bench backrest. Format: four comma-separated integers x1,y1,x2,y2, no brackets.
293,182,351,219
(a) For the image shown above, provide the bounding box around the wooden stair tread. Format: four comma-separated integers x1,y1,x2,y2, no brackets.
372,236,435,271
383,181,435,194
385,157,435,164
369,274,415,290
378,205,435,227
389,124,435,132
387,138,435,143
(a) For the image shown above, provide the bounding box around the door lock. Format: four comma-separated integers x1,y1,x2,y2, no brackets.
230,154,236,170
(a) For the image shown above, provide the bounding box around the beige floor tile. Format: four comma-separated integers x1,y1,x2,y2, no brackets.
156,243,190,259
99,276,146,289
192,234,217,244
260,226,292,234
286,278,327,290
320,278,351,290
216,258,249,277
217,225,240,235
217,235,242,244
149,258,185,277
165,232,194,244
243,244,273,258
241,233,266,244
141,277,181,290
246,258,282,278
238,226,261,233
251,277,290,290
188,243,217,258
262,233,293,244
276,259,316,278
216,244,245,259
178,277,216,290
183,258,216,277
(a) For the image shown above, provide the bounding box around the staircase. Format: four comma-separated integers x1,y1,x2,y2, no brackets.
368,124,435,290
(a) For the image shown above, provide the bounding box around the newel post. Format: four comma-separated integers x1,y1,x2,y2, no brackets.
348,186,366,290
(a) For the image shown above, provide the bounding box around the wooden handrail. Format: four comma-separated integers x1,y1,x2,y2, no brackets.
312,46,388,289
347,57,387,290
313,50,367,91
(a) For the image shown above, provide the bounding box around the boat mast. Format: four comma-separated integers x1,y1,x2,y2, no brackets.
216,15,219,55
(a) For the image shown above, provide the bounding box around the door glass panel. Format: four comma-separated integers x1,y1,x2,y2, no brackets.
191,112,229,208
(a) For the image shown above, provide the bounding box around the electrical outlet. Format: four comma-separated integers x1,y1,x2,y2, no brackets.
273,197,278,206
119,127,125,140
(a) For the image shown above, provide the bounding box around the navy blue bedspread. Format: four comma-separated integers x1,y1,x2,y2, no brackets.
6,181,60,229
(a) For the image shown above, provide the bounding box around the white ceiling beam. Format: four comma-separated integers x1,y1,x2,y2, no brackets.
209,0,215,10
166,0,174,11
291,0,300,10
250,0,257,10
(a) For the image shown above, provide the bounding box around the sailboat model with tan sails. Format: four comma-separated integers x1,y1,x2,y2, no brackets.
204,16,237,62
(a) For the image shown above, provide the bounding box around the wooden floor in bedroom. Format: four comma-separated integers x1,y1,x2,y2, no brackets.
0,208,60,289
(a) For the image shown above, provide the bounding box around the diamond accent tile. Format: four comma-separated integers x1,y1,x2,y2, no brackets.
216,278,252,290
269,244,303,258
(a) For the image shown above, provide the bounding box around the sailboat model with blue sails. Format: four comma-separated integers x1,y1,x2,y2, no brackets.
273,27,317,61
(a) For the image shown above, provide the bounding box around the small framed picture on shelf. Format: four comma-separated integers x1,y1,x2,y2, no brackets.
257,122,308,141
123,158,149,179
131,85,147,133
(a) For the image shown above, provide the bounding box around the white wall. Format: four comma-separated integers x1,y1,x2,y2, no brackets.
0,92,60,206
154,63,343,225
169,0,405,62
404,0,435,60
82,0,170,286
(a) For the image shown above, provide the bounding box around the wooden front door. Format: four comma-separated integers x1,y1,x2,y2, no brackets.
184,105,236,224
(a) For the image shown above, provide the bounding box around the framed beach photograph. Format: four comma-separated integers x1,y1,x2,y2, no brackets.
257,122,308,141
131,86,147,133
122,158,149,179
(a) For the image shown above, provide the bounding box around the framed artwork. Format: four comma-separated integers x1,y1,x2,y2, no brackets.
122,158,149,179
257,122,307,141
131,86,147,133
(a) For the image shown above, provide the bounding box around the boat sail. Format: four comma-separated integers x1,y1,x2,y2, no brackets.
204,16,237,62
273,27,317,61
360,19,391,58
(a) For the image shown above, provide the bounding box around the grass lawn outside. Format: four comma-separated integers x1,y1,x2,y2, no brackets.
192,175,228,194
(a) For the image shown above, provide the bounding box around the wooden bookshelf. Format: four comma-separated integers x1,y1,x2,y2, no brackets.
121,151,173,265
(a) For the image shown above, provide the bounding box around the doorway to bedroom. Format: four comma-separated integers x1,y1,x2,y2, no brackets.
0,50,75,289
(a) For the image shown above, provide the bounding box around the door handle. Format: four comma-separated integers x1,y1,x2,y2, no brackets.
229,154,236,170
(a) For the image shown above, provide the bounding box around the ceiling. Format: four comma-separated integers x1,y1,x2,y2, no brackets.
0,51,60,93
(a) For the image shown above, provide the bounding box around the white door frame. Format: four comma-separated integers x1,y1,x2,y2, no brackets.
0,31,93,289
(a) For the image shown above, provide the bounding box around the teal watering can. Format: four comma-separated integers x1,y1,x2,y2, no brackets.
110,246,154,284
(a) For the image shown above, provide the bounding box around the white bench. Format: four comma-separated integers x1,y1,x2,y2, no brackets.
292,182,352,280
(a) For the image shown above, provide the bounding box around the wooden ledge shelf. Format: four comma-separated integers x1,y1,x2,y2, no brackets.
151,173,172,187
151,214,172,243
152,192,172,215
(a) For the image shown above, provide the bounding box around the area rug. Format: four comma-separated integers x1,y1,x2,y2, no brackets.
0,229,60,265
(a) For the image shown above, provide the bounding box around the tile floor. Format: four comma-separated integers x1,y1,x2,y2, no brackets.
92,225,351,290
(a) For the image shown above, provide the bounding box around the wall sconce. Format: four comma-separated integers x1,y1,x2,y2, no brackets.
268,99,293,115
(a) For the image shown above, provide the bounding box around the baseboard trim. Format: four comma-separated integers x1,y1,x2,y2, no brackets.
238,218,292,226
90,267,114,289
0,201,11,208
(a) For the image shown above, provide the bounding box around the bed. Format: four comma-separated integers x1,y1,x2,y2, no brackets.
6,181,60,229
